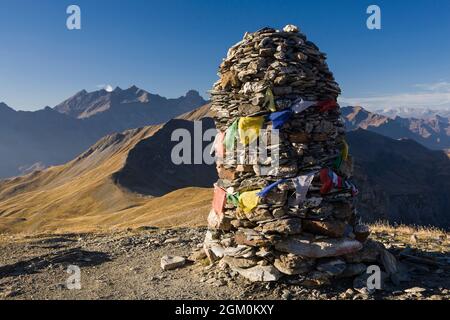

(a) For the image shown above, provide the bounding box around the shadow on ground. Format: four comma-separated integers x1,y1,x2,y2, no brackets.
0,247,111,278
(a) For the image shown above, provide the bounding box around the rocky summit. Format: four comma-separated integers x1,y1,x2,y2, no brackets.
202,25,395,286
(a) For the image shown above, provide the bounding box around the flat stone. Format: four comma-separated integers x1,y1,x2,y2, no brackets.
232,265,281,282
344,240,383,263
160,255,186,271
380,249,399,275
339,263,367,278
235,229,269,247
275,237,363,258
245,207,273,222
404,287,427,293
316,259,346,277
220,256,258,269
231,219,256,229
217,165,237,180
223,245,253,258
274,254,314,275
256,218,302,235
289,132,311,143
302,220,347,238
301,271,331,287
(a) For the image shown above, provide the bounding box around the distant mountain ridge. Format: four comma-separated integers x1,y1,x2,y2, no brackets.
54,86,204,120
342,106,450,150
0,86,207,178
374,106,450,119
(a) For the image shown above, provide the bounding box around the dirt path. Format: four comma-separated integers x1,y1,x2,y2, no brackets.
0,227,448,300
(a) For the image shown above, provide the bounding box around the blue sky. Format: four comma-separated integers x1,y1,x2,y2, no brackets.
0,0,449,111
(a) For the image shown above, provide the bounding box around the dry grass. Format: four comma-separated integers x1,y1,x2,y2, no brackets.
370,221,448,239
369,221,449,254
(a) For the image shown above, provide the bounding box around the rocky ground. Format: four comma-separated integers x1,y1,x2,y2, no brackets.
0,225,448,300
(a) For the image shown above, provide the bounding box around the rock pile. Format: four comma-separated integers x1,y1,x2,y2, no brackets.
203,25,377,286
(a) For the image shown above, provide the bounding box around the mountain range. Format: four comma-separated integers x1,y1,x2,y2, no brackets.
342,106,450,150
0,104,449,233
0,86,207,178
374,106,450,119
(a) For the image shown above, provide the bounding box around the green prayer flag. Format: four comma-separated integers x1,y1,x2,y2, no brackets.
224,120,238,150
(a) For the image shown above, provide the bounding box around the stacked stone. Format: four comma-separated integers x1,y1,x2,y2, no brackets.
204,25,371,284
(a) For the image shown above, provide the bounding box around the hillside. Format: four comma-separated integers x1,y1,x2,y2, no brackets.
342,106,450,150
0,87,206,179
0,120,214,234
347,129,450,228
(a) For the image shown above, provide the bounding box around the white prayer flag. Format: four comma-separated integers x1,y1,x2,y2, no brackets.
293,172,316,206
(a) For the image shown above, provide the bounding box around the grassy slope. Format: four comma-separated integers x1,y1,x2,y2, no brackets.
0,122,211,235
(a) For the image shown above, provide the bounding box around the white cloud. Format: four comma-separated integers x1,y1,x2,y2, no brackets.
96,84,114,92
339,81,450,110
414,81,450,92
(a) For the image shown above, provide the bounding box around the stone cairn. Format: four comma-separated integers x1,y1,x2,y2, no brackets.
203,25,375,285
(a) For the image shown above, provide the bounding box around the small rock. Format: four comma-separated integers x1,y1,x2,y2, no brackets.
354,224,370,242
1,289,20,298
164,237,181,244
342,288,355,299
404,287,427,294
281,289,291,300
301,271,331,287
283,24,299,33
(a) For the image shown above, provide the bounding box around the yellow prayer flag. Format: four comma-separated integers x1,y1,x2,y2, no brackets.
264,88,276,112
238,190,261,213
238,116,265,145
342,140,349,161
